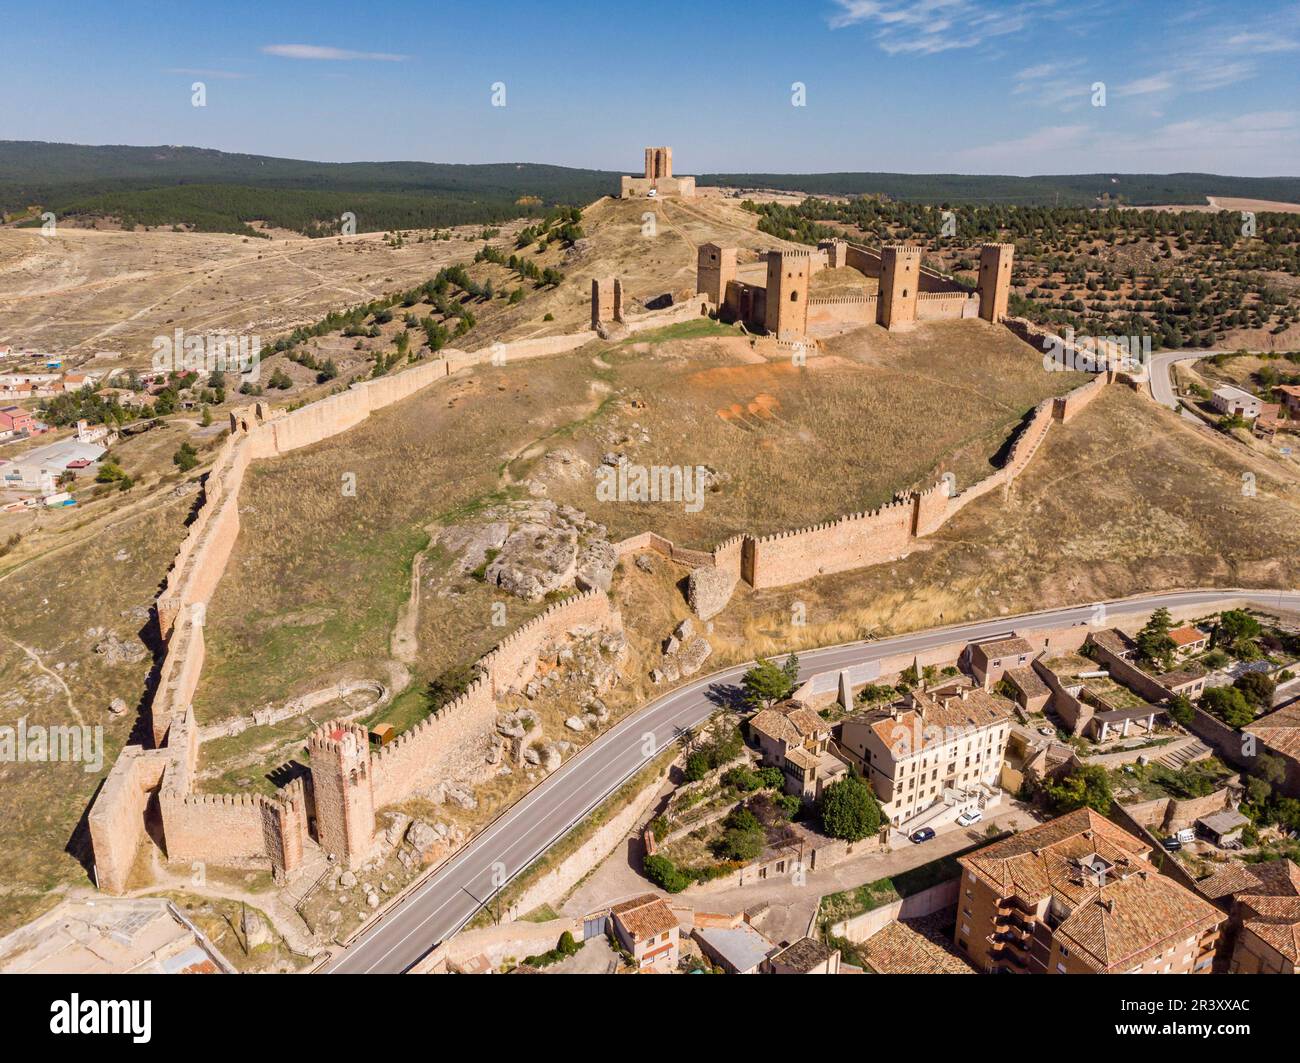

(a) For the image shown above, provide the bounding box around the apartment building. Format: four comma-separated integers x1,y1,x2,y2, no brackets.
954,809,1223,974
839,680,1013,828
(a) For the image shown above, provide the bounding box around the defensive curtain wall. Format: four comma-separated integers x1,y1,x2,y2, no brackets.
87,254,1107,894
86,296,724,894
614,353,1115,610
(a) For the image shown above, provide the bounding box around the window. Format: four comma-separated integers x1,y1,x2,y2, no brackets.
790,291,799,302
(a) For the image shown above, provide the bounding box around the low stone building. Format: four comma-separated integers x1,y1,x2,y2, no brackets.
609,894,680,972
969,636,1035,689
768,937,841,975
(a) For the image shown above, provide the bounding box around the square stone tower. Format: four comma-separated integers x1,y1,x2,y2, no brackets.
764,249,812,340
818,238,848,270
877,244,921,331
978,243,1014,323
308,721,375,869
697,243,737,305
591,277,624,331
644,147,673,179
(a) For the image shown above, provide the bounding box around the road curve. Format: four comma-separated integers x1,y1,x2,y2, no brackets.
325,587,1300,974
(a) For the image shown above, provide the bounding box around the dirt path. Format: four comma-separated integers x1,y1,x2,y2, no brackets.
2,634,85,725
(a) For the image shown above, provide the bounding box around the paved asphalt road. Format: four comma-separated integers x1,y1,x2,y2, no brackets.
325,587,1300,974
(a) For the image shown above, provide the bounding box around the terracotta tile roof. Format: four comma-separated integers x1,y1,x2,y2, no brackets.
1245,703,1300,760
1089,628,1135,657
769,936,836,972
610,894,678,943
976,636,1034,661
862,919,976,974
1237,896,1300,963
1278,384,1300,400
869,686,1013,758
750,702,825,747
959,809,1223,972
1168,625,1206,647
1006,665,1050,700
1246,858,1300,898
1196,863,1265,901
1054,868,1223,971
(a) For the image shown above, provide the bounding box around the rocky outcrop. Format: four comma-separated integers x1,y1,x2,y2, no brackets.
688,565,736,621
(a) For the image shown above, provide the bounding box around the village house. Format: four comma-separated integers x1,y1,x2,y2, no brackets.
748,700,848,803
692,915,776,974
609,894,680,972
1211,384,1262,420
0,406,37,437
1278,384,1300,419
955,809,1224,974
1244,703,1300,794
839,678,1013,830
968,635,1035,688
1195,859,1300,974
767,937,842,974
1168,625,1209,657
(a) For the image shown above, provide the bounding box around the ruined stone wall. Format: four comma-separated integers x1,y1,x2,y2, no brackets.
87,749,169,894
746,499,915,590
807,294,876,330
370,678,497,810
916,291,978,321
480,590,616,695
1053,371,1111,422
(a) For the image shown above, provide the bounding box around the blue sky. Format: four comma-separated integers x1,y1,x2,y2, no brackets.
3,0,1299,175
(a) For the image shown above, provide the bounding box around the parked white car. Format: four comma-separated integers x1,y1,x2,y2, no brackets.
956,809,983,827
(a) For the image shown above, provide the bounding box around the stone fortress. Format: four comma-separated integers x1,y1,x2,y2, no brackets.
86,146,1126,906
698,237,1014,341
620,146,696,199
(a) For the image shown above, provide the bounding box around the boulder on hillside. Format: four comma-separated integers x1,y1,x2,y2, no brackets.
688,565,736,621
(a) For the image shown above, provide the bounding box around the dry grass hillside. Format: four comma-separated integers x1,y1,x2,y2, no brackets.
0,221,527,366
700,385,1300,660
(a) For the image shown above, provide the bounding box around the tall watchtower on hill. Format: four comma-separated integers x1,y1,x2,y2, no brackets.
877,244,921,331
978,243,1014,323
308,721,375,869
764,250,812,340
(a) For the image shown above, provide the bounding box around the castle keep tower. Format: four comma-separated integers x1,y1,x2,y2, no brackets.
591,277,624,331
308,721,375,869
877,244,921,331
764,249,811,340
644,147,673,179
978,243,1014,323
697,243,737,305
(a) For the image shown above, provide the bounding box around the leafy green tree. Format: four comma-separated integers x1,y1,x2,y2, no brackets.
1167,694,1194,727
643,855,690,893
1044,764,1113,815
1136,607,1176,670
172,441,199,472
684,750,710,782
741,657,796,709
817,774,882,841
426,664,479,710
1235,671,1276,712
1217,609,1261,648
1200,685,1254,728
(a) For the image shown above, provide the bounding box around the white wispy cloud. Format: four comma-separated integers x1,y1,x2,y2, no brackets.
260,44,407,62
955,112,1300,173
827,0,1044,56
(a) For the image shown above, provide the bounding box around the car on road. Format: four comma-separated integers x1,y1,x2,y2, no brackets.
910,827,936,843
1037,725,1055,737
956,809,983,827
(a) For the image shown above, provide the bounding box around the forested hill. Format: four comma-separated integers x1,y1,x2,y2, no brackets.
3,142,1297,237
0,142,619,236
695,171,1300,207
